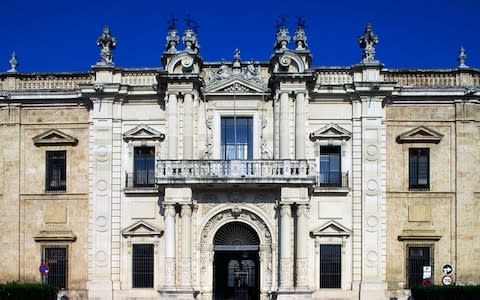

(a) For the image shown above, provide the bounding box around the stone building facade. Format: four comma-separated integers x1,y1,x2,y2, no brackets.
0,23,479,300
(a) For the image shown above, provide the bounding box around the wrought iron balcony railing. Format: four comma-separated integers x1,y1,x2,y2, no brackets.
316,171,349,189
156,159,316,185
125,171,156,188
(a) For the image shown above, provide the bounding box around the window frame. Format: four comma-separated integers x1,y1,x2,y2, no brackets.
408,148,430,190
319,145,342,187
45,150,66,192
220,116,254,160
133,146,155,187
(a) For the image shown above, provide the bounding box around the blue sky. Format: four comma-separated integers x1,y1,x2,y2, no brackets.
1,0,479,72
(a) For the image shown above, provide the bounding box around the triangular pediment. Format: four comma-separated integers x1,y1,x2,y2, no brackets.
310,123,351,141
310,220,351,238
121,220,163,237
396,126,443,144
33,129,78,146
205,76,268,94
123,124,165,142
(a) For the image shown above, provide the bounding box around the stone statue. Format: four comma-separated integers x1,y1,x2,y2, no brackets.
457,46,468,68
96,26,117,65
359,23,379,63
7,51,18,73
294,17,308,50
244,61,262,83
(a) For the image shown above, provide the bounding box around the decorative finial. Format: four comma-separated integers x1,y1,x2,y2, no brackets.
182,15,200,54
233,48,241,72
457,46,468,69
274,16,290,50
96,26,117,65
7,51,18,73
294,16,308,50
359,23,379,63
165,16,180,53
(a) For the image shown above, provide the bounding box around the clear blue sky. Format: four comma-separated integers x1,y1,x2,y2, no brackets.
1,0,479,72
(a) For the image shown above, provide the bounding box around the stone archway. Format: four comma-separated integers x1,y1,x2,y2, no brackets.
199,207,274,299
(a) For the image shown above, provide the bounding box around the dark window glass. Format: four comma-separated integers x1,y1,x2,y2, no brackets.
407,245,433,288
132,244,154,288
221,117,253,160
320,244,341,288
43,246,68,289
134,147,155,187
409,148,429,190
320,146,341,187
46,151,66,192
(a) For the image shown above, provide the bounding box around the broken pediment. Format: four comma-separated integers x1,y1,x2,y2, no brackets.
396,126,443,144
123,124,165,142
310,220,351,238
33,129,78,147
121,220,163,238
310,123,351,141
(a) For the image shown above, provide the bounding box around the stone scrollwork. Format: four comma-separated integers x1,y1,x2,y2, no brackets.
279,55,292,67
181,55,194,69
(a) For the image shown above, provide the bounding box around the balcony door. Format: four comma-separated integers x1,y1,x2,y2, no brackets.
221,117,253,160
134,146,155,187
320,146,341,187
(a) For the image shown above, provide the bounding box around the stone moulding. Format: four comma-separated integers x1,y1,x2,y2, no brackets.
34,230,77,242
397,230,442,241
310,123,352,141
121,220,163,238
32,129,78,147
396,125,444,144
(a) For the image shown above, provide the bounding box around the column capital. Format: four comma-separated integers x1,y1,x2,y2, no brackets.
181,204,193,217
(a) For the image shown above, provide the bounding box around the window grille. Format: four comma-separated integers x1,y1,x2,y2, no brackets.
407,244,434,288
132,244,154,288
46,151,66,192
42,245,68,289
320,244,341,288
409,148,429,190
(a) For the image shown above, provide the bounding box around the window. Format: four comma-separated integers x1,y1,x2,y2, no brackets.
407,245,433,288
409,148,429,190
132,244,154,288
133,147,155,187
42,245,68,289
221,117,253,160
319,146,341,187
46,151,66,192
320,244,341,288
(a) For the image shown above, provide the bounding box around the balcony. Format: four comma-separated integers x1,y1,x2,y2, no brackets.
314,171,349,193
125,171,156,193
156,159,316,186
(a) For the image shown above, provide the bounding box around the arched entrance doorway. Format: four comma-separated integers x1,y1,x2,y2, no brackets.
213,222,260,300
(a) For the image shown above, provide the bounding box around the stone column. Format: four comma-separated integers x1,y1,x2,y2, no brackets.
279,92,290,159
180,204,192,287
167,93,178,159
164,204,176,287
279,203,293,289
295,92,305,159
183,93,194,159
295,204,308,288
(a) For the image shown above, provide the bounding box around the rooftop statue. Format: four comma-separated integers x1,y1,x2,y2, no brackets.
274,16,291,50
294,17,308,50
458,46,468,69
359,23,379,63
183,15,200,54
96,26,117,65
165,16,180,53
7,51,18,73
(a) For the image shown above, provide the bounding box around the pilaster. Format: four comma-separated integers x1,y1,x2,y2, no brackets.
295,92,306,159
167,92,178,159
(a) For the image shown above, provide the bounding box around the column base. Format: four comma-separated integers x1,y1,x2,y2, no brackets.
359,281,387,300
275,287,312,299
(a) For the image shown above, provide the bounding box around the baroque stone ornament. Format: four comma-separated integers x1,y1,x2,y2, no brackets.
294,17,308,50
182,16,200,54
458,46,468,68
165,16,180,54
274,16,291,50
96,26,117,65
359,23,379,63
7,51,18,73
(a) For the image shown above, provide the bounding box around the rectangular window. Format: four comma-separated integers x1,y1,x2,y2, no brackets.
133,147,155,187
319,146,341,187
221,117,253,160
320,244,341,288
407,245,433,288
46,151,66,192
132,244,154,288
409,148,429,190
42,245,68,289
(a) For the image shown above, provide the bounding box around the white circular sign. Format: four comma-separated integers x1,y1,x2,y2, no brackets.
442,264,453,275
442,275,453,286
